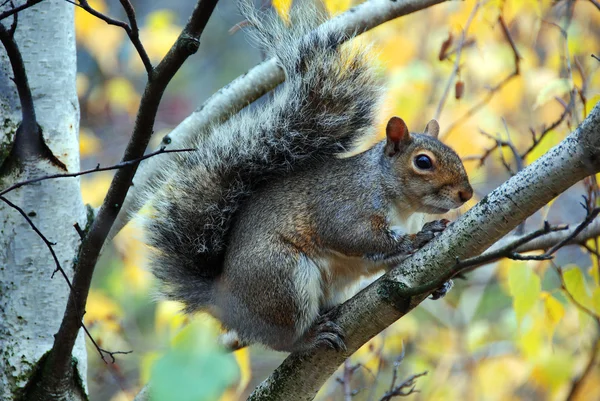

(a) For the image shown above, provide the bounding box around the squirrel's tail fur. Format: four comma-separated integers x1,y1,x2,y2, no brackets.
144,2,383,312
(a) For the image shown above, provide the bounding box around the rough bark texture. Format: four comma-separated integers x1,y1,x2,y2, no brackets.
0,1,87,399
248,101,600,400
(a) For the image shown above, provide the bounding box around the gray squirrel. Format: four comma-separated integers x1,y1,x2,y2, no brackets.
143,2,472,352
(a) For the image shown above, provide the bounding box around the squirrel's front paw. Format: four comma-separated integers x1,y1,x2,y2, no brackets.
430,280,453,300
413,219,450,249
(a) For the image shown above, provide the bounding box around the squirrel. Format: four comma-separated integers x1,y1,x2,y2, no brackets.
143,2,473,352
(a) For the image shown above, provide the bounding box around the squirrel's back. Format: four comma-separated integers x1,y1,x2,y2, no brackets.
144,2,384,312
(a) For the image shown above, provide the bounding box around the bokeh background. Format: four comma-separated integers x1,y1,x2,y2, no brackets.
76,0,600,400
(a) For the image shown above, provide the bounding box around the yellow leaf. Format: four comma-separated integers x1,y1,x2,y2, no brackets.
518,319,543,359
324,0,352,16
136,10,181,66
85,289,123,332
80,172,112,207
508,265,541,324
540,292,565,341
592,287,600,316
155,300,187,338
530,352,574,393
106,77,140,114
232,347,251,396
140,351,162,385
146,9,176,30
272,0,292,20
533,78,571,109
563,267,593,310
79,128,100,158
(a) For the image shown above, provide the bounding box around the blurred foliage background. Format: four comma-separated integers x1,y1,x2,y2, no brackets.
76,0,600,400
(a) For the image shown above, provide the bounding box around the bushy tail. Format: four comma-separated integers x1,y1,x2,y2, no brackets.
144,1,383,312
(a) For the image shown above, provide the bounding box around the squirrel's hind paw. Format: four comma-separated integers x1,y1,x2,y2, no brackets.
296,316,347,352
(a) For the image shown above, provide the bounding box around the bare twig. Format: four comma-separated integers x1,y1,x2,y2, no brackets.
379,355,427,401
67,0,153,76
0,0,44,21
565,335,600,401
553,262,600,323
434,1,481,120
520,97,573,160
444,15,521,137
0,195,74,287
0,196,131,364
0,147,195,197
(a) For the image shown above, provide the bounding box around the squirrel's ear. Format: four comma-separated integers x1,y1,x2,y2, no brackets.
423,119,440,138
385,117,410,157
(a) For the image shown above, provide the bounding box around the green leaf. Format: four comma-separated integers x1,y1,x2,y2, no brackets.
508,265,541,324
563,267,592,310
150,321,239,401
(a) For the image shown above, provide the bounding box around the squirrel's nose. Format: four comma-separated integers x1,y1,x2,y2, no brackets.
458,187,473,203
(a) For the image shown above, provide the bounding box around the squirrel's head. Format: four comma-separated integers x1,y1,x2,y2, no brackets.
383,116,473,214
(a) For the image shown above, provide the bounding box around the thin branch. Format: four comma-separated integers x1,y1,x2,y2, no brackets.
434,1,481,120
379,368,427,401
553,262,600,323
0,147,195,197
565,335,600,401
0,0,44,21
444,15,521,138
520,97,573,159
42,0,219,391
0,195,73,288
68,0,153,76
0,196,131,365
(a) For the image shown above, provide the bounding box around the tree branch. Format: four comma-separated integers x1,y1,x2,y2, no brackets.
0,0,44,21
0,147,194,197
39,0,219,394
70,0,153,76
248,101,600,400
109,0,455,240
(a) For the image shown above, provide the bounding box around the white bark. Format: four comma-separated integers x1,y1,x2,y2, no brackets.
0,1,87,398
109,0,452,240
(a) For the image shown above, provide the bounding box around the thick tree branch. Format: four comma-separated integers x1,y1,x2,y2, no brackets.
38,0,219,395
248,101,600,400
110,0,454,240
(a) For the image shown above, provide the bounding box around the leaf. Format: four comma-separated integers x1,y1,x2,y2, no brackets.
151,321,238,401
541,292,565,341
592,287,600,316
272,0,292,20
232,347,251,396
563,267,593,310
106,77,139,113
324,0,352,16
531,352,574,393
508,265,541,325
533,78,571,109
79,128,100,158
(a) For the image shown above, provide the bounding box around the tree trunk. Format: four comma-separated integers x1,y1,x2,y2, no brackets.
0,1,87,399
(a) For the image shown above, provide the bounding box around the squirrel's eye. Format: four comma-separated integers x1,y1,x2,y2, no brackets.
414,154,433,170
